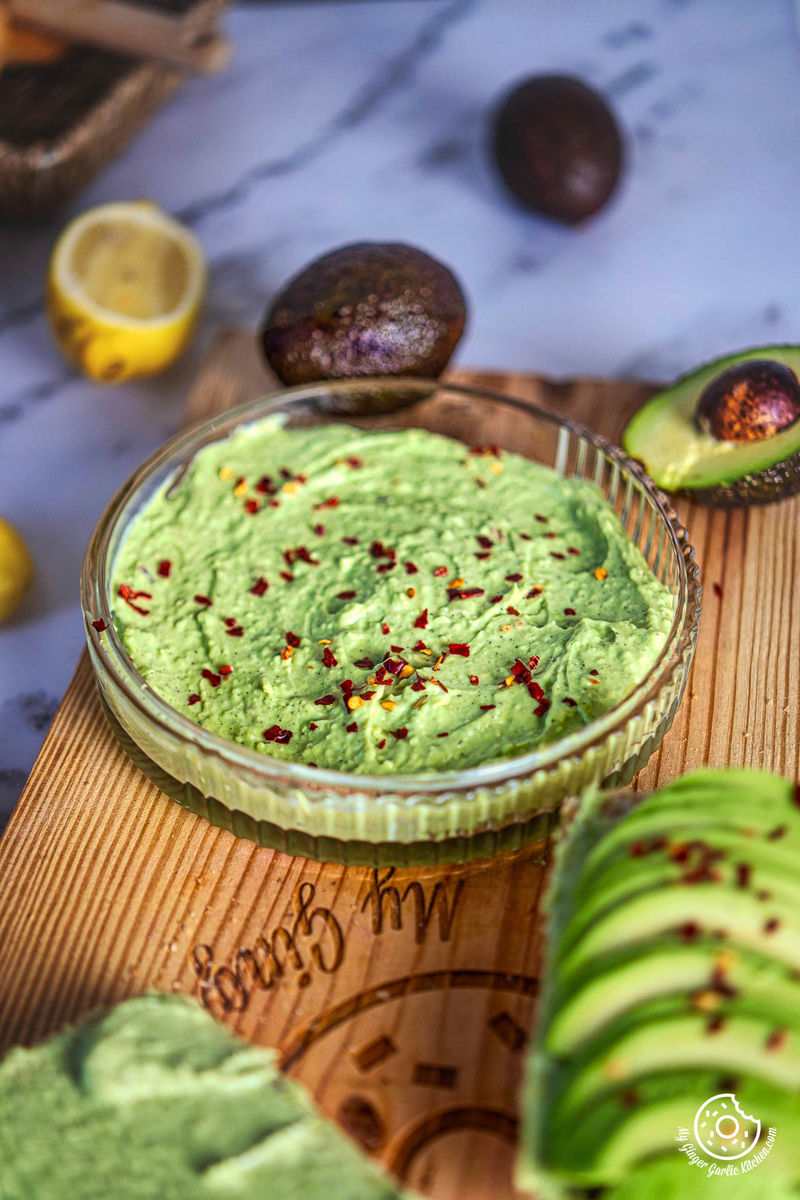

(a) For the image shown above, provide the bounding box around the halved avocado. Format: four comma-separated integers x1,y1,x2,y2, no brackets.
622,346,800,505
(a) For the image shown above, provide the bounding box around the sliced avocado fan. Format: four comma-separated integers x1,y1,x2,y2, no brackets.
622,346,800,505
0,992,415,1200
519,767,800,1198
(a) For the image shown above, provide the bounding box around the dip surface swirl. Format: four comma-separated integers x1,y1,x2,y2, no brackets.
111,417,673,774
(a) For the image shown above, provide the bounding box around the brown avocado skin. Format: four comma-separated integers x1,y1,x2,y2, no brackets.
261,243,466,393
673,454,800,507
491,75,624,224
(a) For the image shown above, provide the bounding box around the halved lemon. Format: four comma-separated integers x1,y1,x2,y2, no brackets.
47,201,206,384
0,515,33,624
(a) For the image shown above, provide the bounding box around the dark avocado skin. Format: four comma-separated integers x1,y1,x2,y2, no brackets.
491,74,624,224
261,243,467,403
623,346,800,507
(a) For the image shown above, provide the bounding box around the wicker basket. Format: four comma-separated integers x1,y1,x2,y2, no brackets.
0,47,182,222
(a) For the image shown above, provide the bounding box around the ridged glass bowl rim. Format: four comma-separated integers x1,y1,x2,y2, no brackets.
81,377,700,801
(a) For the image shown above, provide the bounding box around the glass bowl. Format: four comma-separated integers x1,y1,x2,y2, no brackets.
81,378,700,866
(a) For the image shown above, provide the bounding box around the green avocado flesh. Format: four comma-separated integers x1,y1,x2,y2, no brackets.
622,346,800,503
0,993,411,1200
519,768,800,1198
110,417,672,775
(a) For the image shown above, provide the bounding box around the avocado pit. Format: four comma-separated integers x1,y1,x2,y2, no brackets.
696,359,800,442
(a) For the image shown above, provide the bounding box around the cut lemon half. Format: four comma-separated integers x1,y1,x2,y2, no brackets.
0,515,33,624
47,201,206,384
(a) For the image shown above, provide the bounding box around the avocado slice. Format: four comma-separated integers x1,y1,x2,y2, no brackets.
622,346,800,505
0,993,415,1200
518,768,800,1196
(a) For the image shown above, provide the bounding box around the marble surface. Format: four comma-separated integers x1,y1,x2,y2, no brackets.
2,0,800,823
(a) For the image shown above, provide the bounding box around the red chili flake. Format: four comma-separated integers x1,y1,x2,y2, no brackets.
713,582,723,599
528,680,545,700
567,547,581,556
244,499,260,515
250,577,269,596
336,590,357,601
411,680,426,692
234,476,245,489
383,659,401,675
194,593,213,608
476,535,493,549
309,722,318,730
529,655,540,669
449,643,470,657
452,587,485,600
91,619,107,631
433,565,448,577
590,668,599,676
475,552,490,560
223,617,237,627
268,499,280,509
342,536,359,546
519,533,532,542
677,921,701,941
526,586,543,598
279,571,294,584
201,669,221,688
263,725,293,744
437,732,450,738
376,561,397,574
157,559,172,578
118,584,152,615
414,609,429,629
489,594,503,604
480,704,496,711
767,825,788,840
706,1015,726,1036
563,697,577,707
346,722,358,733
390,644,404,652
382,622,391,635
764,917,781,934
405,561,418,575
285,631,301,648
533,698,551,717
279,468,292,480
766,1029,788,1052
322,648,337,668
505,572,523,583
346,455,363,468
313,523,326,537
535,514,548,523
315,695,336,706
735,863,751,889
315,497,340,509
354,657,374,670
412,640,428,653
506,606,520,616
469,675,479,685
296,545,318,565
391,728,409,740
551,552,566,560
377,739,386,749
226,625,244,637
218,664,233,676
340,679,354,693
187,693,201,705
361,691,376,701
256,476,276,495
564,608,576,616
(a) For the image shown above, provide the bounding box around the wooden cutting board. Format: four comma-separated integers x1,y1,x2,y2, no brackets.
1,329,798,1200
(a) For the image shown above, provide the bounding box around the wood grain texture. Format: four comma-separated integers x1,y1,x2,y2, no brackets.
1,328,798,1199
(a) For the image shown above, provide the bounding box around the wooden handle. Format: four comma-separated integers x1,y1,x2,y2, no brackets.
9,0,231,73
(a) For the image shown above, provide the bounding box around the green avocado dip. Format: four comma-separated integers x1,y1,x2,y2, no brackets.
110,417,673,775
0,993,413,1199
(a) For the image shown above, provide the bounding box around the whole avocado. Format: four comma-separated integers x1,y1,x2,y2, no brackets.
491,74,624,224
260,243,467,391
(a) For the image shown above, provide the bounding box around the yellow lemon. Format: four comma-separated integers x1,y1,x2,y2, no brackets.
46,200,206,384
0,516,34,624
